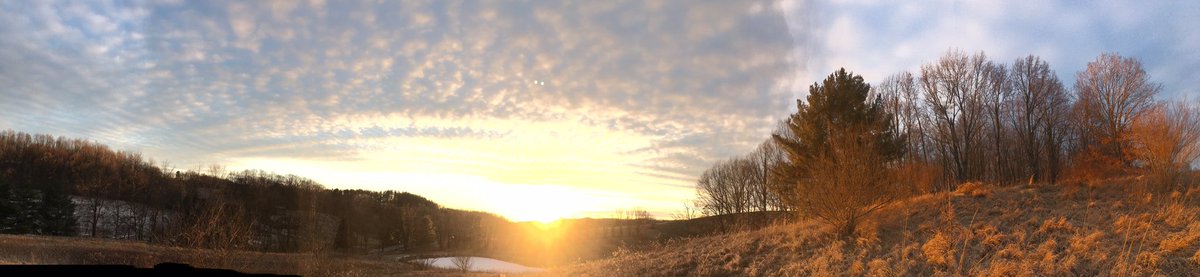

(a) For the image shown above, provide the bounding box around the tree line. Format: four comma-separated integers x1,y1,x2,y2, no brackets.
696,50,1200,236
0,130,520,255
0,129,720,266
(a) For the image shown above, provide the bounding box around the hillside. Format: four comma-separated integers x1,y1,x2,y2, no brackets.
652,211,792,240
551,180,1200,276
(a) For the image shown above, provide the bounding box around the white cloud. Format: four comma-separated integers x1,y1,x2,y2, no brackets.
789,0,1199,103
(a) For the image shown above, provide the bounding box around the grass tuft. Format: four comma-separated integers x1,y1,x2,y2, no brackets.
1160,222,1200,252
922,232,953,267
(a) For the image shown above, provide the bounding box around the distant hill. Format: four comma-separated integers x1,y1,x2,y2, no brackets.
552,180,1200,276
0,130,511,260
2,129,803,269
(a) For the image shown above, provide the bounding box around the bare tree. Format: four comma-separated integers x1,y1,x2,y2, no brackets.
671,200,702,220
748,141,787,212
876,72,945,194
877,71,931,162
696,158,755,215
1074,53,1162,164
980,60,1012,183
1008,55,1070,184
767,120,803,209
1041,80,1073,184
920,50,1005,185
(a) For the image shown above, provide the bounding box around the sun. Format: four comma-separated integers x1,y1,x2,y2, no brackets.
508,207,566,224
501,198,574,224
493,185,595,224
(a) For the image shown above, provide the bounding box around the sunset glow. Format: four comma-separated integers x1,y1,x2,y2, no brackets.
2,0,1196,221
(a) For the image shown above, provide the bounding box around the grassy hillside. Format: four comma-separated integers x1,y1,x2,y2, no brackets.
551,180,1200,276
653,211,792,240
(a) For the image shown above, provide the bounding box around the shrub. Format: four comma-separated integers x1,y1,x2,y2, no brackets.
1130,101,1200,191
786,127,900,237
1065,147,1128,185
451,256,474,272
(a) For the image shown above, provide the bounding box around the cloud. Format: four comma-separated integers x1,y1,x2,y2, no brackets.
7,0,1193,215
0,0,802,195
786,0,1200,99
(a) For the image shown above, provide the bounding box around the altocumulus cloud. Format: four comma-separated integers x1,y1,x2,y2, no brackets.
6,0,1197,217
0,0,802,202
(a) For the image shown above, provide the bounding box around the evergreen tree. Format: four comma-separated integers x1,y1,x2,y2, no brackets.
7,188,41,234
422,215,439,251
38,186,77,236
771,68,906,236
773,68,905,189
333,218,351,251
0,181,14,233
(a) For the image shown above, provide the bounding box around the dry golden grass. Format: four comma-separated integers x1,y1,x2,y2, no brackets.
547,180,1200,276
954,181,991,198
0,234,489,276
1160,222,1200,252
922,232,953,267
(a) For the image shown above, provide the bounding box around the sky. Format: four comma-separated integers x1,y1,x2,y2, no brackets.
1,0,1197,221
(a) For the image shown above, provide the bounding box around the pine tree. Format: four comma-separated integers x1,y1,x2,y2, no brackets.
0,181,14,233
772,68,906,236
422,215,438,251
38,186,77,236
333,218,351,251
773,68,905,188
7,188,41,234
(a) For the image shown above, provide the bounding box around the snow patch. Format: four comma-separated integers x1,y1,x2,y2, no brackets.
414,256,543,274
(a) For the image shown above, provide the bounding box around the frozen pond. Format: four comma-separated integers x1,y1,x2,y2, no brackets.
413,256,543,274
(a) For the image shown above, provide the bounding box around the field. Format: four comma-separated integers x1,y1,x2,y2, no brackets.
551,179,1200,276
0,234,494,276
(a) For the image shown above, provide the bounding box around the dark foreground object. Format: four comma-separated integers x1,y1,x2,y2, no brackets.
0,263,300,277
